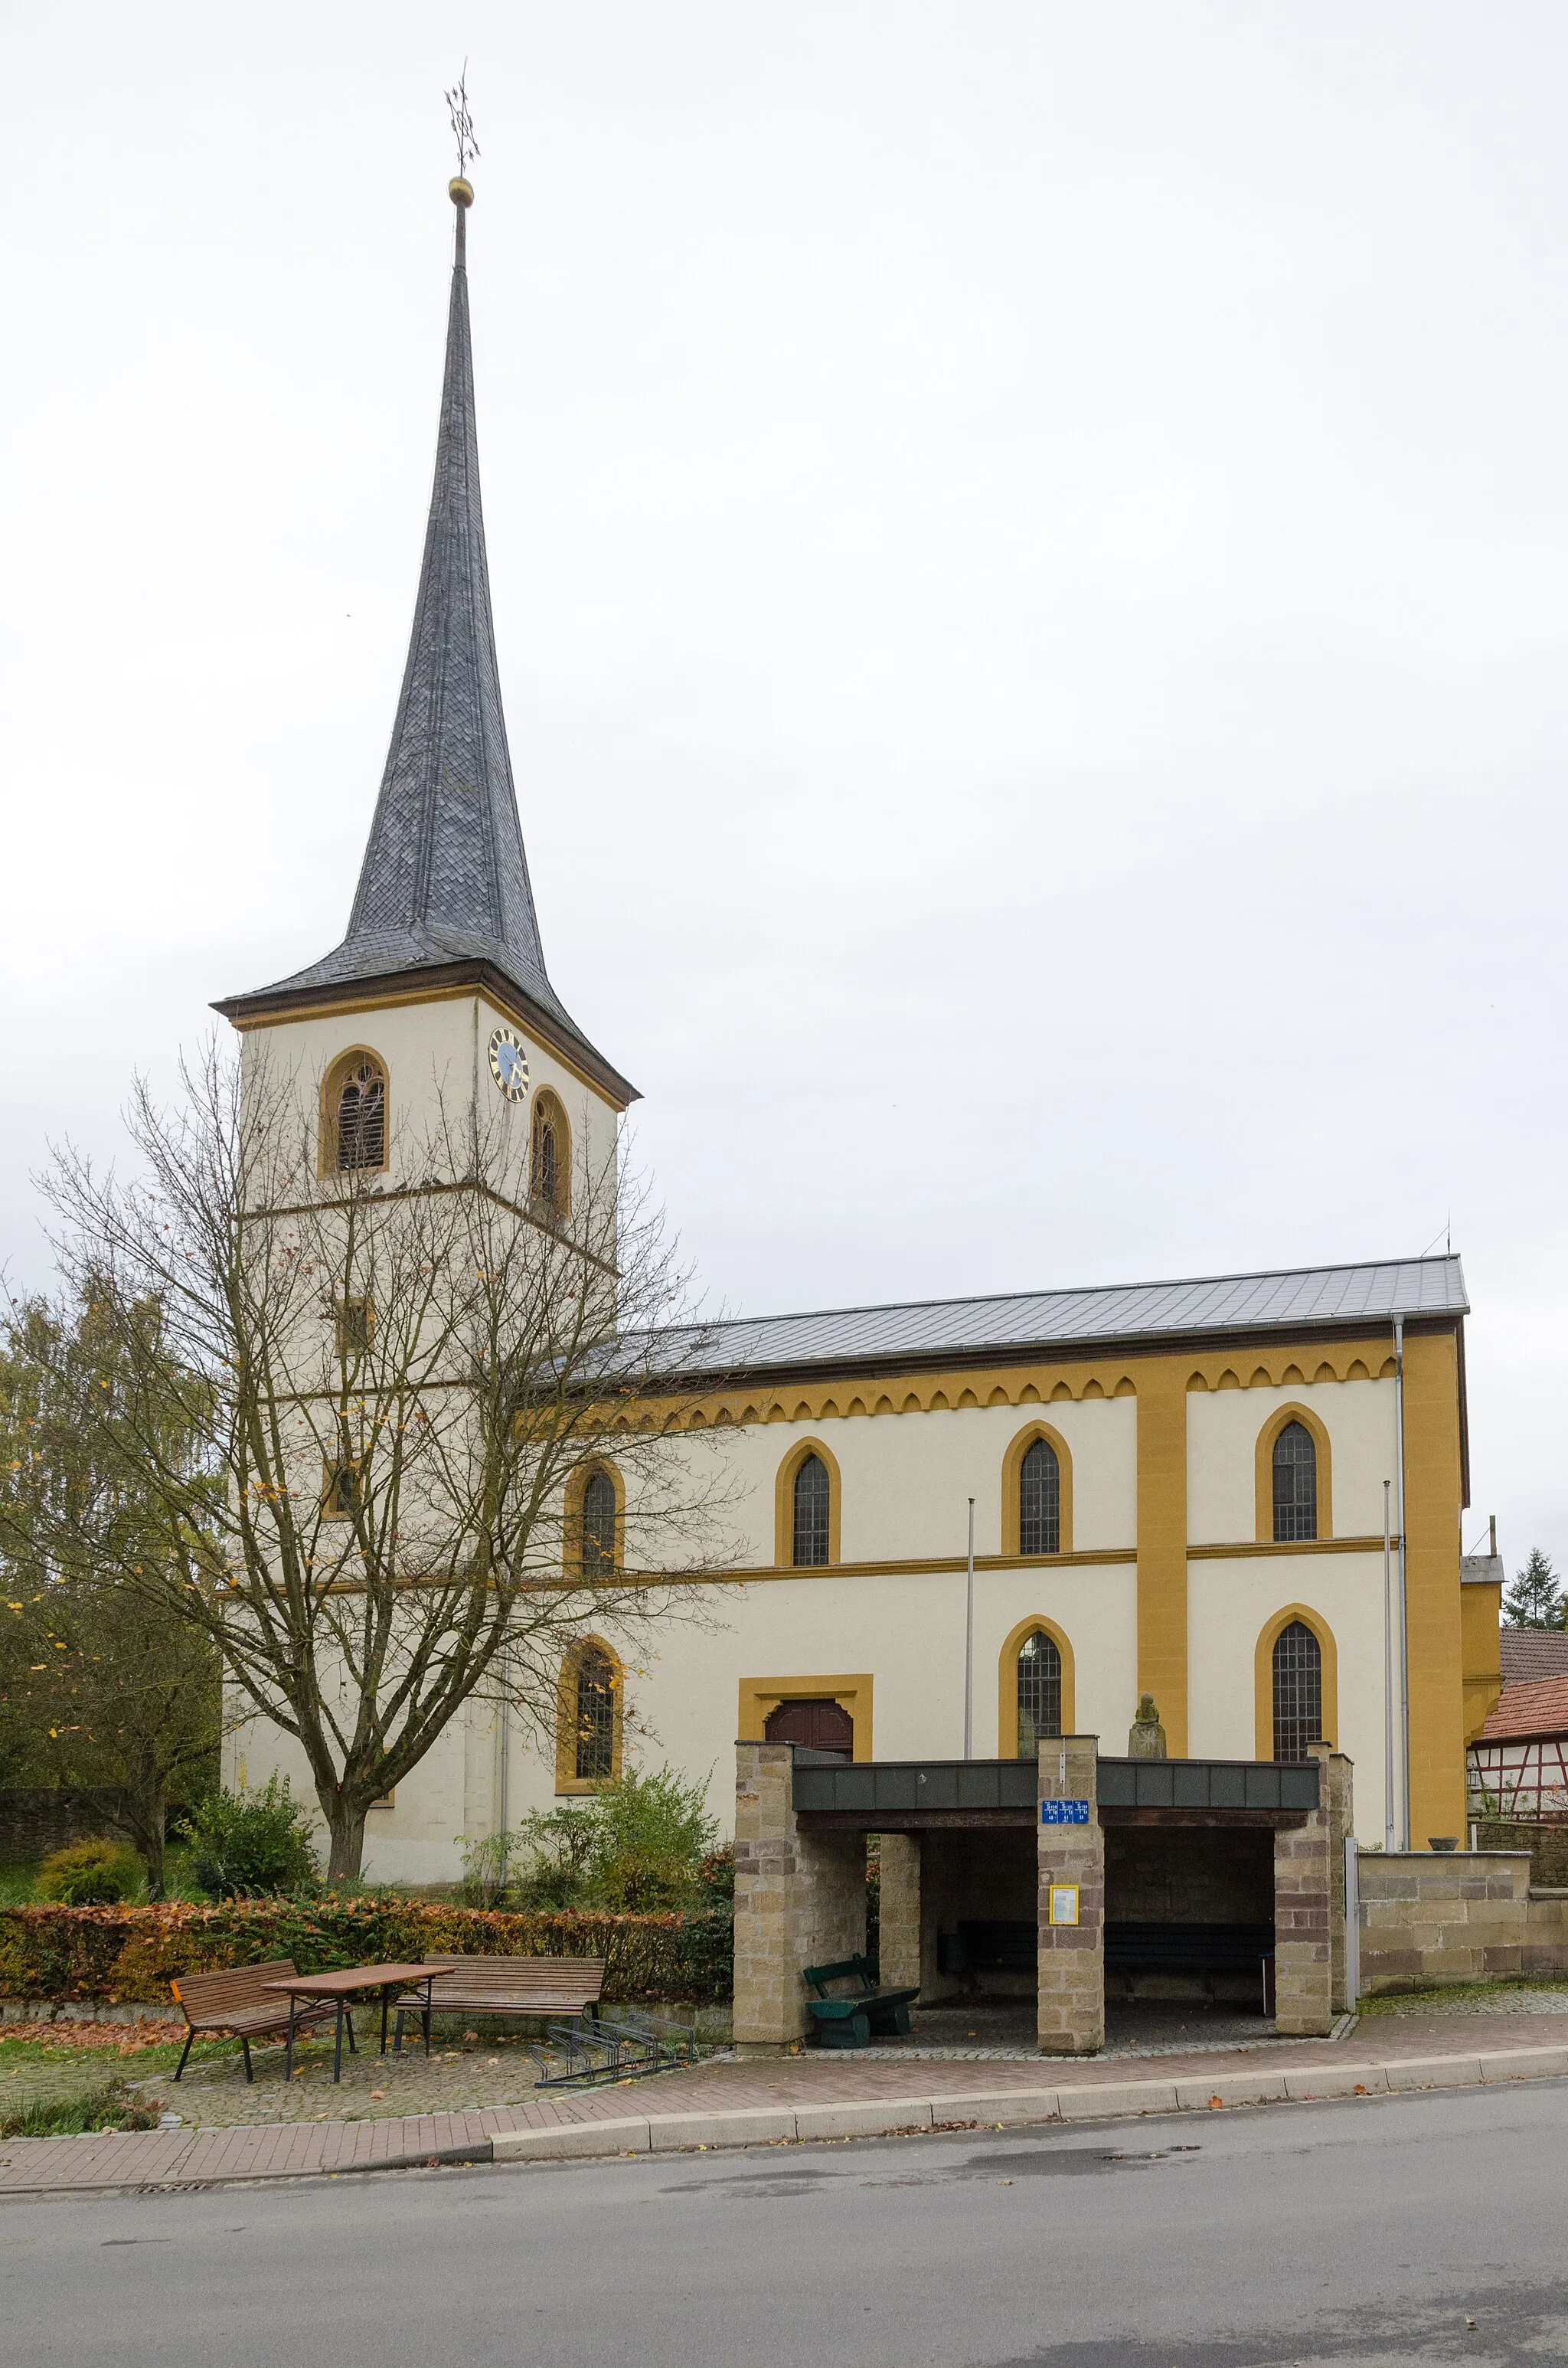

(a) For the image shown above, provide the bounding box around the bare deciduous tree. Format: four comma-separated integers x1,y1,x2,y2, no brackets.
29,1039,730,1880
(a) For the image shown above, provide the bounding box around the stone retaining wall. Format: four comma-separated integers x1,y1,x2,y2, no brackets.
0,1791,115,1863
1354,1849,1562,1991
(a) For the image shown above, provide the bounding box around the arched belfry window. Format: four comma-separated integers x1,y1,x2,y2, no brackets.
326,1052,387,1174
1272,1420,1318,1542
581,1466,618,1576
531,1091,571,1218
1272,1619,1322,1762
1016,1630,1063,1758
1019,1437,1060,1555
792,1454,830,1568
573,1645,617,1782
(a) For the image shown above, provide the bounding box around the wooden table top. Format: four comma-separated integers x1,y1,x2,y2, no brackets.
262,1964,453,1997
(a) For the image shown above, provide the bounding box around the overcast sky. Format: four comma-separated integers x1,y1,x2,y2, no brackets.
3,3,1564,1576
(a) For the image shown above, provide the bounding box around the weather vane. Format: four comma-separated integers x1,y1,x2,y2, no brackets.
446,67,480,182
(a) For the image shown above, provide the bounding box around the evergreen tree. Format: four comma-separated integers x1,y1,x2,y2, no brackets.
1503,1545,1564,1630
0,1287,224,1893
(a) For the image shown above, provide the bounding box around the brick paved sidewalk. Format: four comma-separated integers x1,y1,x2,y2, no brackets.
4,2007,1568,2196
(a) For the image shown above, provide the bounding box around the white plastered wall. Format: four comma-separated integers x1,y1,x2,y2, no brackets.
224,1366,1406,1870
237,987,620,1212
682,1395,1136,1569
1186,1552,1390,1843
1187,1377,1398,1544
446,1555,1140,1839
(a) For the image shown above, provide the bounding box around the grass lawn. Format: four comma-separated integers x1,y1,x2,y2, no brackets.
0,2025,235,2141
1360,1974,1568,2014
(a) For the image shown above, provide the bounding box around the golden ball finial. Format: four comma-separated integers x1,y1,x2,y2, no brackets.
449,175,475,208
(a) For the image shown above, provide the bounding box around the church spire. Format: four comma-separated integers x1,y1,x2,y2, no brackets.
218,175,635,1106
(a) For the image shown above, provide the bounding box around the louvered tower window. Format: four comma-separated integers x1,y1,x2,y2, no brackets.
1272,1620,1323,1763
1272,1421,1318,1542
1019,1437,1061,1555
336,1060,386,1172
1016,1631,1063,1758
792,1454,830,1568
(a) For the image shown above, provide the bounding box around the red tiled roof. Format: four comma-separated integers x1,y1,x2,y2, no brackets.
1480,1675,1568,1743
1499,1630,1568,1685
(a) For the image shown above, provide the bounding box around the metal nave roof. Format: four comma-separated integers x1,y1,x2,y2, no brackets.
660,1255,1468,1380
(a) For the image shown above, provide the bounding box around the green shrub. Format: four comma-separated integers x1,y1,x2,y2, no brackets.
178,1775,318,1899
469,1766,720,1913
36,1840,142,1906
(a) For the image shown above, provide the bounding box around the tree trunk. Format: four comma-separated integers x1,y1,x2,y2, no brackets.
117,1784,167,1899
141,1820,167,1901
325,1803,368,1884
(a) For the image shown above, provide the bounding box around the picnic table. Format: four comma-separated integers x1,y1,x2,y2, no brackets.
265,1963,456,2084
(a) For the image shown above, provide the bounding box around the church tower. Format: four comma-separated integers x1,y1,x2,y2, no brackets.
215,175,638,1202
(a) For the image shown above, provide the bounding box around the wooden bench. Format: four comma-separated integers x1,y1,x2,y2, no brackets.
939,1919,1036,1974
391,1954,606,2051
168,1959,343,2083
1104,1922,1276,2009
803,1954,920,2048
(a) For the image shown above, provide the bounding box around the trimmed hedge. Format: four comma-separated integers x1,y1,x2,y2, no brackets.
0,1899,733,2009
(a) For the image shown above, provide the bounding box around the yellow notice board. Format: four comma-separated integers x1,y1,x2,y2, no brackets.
1048,1884,1080,1926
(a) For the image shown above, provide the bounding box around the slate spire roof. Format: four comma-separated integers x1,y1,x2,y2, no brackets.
217,185,633,1102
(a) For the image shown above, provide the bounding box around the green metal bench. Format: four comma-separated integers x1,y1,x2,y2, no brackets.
803,1954,920,2048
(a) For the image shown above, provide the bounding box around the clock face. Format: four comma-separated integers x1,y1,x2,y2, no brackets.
488,1027,530,1103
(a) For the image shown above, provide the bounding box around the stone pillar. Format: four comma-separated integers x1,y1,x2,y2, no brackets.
1037,1735,1103,2055
877,1833,922,1992
1311,1744,1355,2015
733,1742,867,2056
1274,1760,1334,2036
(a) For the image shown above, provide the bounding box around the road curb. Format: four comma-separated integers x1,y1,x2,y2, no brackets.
487,2041,1568,2166
5,2039,1564,2193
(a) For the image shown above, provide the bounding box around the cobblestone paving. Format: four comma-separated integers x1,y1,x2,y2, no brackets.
126,2031,630,2130
817,2000,1285,2061
1365,1984,1568,2018
1,2055,133,2116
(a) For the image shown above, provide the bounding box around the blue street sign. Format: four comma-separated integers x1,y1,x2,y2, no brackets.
1040,1799,1090,1825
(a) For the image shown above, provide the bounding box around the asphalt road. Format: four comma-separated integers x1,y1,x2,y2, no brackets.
5,2082,1567,2366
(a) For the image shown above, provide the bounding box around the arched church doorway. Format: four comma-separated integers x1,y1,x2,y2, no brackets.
764,1698,854,1757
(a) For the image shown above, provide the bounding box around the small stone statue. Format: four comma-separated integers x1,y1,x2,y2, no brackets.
1128,1695,1167,1759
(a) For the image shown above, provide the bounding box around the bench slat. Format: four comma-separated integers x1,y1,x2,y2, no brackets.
394,1954,606,2020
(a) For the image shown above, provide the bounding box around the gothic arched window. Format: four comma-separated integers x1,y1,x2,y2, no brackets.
1016,1630,1063,1759
792,1453,831,1568
1272,1420,1318,1542
1019,1437,1061,1556
1272,1619,1323,1762
581,1466,619,1576
531,1091,570,1218
328,1052,387,1173
573,1645,618,1783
